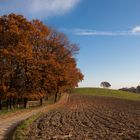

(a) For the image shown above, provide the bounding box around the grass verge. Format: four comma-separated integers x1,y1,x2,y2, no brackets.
12,94,62,140
0,95,55,118
73,88,140,101
12,113,43,140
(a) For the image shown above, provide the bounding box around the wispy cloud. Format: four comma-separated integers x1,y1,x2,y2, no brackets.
73,26,140,36
132,26,140,34
0,0,80,19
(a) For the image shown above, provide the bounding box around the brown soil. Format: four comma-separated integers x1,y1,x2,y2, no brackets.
26,95,140,140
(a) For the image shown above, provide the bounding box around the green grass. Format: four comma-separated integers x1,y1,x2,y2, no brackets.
0,95,56,117
73,88,140,101
12,113,43,140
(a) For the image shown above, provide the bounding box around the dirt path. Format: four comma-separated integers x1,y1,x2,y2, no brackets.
27,95,140,140
0,94,69,140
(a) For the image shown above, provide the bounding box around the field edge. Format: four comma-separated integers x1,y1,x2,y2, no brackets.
73,87,140,101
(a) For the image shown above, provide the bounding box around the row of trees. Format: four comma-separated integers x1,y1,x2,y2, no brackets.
100,82,140,94
119,86,140,94
0,14,83,110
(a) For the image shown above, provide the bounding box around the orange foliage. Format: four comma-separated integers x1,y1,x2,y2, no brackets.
0,13,84,104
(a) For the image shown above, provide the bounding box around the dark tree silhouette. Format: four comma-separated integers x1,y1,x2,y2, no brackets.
136,86,140,93
100,81,111,88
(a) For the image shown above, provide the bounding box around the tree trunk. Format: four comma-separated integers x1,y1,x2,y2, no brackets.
46,96,48,101
54,92,58,103
40,98,43,106
0,98,2,110
59,92,62,98
24,98,28,108
9,95,12,109
12,98,15,108
54,85,59,103
17,98,20,108
6,98,9,109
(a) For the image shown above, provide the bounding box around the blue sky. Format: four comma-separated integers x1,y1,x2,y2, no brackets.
0,0,140,88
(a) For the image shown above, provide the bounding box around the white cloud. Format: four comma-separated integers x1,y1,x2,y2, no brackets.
29,0,80,18
73,26,140,36
74,29,116,36
0,0,80,19
132,26,140,34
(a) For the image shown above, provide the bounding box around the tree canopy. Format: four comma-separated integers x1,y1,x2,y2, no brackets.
100,81,111,88
0,13,84,109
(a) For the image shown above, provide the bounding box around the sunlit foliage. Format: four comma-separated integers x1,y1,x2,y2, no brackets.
0,14,83,109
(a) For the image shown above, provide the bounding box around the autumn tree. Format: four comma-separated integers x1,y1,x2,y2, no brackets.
30,23,83,102
42,29,83,102
0,13,83,109
0,14,35,108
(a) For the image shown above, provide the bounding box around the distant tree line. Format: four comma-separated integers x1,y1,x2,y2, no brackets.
0,14,84,110
119,86,140,94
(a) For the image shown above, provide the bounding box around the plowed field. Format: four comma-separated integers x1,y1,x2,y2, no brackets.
26,95,140,140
